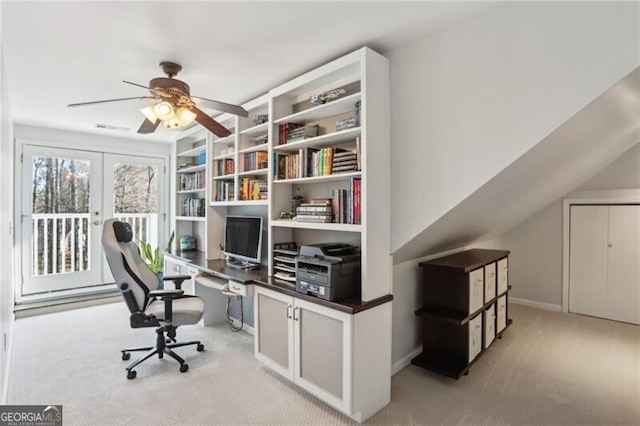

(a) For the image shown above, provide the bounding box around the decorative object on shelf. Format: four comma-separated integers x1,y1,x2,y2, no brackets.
179,235,197,251
252,114,269,125
310,88,347,105
336,117,357,131
291,187,304,214
67,61,249,136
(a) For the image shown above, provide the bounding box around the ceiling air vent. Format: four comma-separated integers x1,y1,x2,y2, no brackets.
95,123,130,132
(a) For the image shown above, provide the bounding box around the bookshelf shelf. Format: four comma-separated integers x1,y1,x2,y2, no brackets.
175,216,206,222
271,220,362,232
273,171,361,185
177,189,206,194
213,174,235,181
239,144,269,154
177,164,206,173
177,145,206,157
273,127,361,152
209,199,269,207
213,152,235,160
213,135,235,145
239,122,269,136
274,92,362,124
239,168,269,177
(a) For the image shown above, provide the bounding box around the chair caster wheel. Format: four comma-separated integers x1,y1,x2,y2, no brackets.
197,344,204,352
122,352,130,361
180,364,189,373
127,370,137,380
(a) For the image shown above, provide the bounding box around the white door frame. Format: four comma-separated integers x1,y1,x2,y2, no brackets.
561,189,640,313
15,137,170,302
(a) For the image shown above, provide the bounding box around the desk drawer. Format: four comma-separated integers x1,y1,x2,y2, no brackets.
228,280,254,297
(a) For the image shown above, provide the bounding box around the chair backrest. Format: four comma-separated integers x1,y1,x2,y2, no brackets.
102,219,159,312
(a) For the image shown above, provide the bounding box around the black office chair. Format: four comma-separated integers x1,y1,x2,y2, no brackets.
102,219,205,379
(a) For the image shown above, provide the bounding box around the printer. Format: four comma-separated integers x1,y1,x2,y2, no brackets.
295,243,361,301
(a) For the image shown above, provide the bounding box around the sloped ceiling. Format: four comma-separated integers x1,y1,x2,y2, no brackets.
393,66,640,264
0,1,495,142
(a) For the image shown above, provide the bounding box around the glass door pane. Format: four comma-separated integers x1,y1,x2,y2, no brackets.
21,145,103,296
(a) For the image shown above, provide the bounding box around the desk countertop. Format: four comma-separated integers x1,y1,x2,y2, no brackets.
166,251,393,314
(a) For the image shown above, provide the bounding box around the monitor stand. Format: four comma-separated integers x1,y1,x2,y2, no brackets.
226,257,259,270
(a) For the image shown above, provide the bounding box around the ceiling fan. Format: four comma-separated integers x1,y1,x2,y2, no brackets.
68,61,248,137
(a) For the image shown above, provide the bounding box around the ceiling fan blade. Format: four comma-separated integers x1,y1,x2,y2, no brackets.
137,118,160,134
68,96,155,107
122,80,151,90
191,96,248,117
193,107,232,137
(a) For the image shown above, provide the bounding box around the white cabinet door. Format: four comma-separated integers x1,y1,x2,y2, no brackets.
484,262,496,303
254,287,295,380
497,257,509,295
569,206,609,319
293,298,352,413
469,268,484,314
468,314,482,362
607,206,640,325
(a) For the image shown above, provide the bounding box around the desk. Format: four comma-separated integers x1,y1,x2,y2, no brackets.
165,252,267,326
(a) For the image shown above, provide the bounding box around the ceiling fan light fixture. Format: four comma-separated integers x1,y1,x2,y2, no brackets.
176,107,197,126
163,118,181,129
140,106,158,124
154,101,175,121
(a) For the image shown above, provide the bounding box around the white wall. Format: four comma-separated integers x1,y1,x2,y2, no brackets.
387,1,639,254
0,30,16,402
386,1,640,369
495,142,640,308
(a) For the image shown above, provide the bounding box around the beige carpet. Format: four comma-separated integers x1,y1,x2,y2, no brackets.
6,302,640,425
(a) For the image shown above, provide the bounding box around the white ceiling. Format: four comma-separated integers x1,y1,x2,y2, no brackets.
1,1,496,143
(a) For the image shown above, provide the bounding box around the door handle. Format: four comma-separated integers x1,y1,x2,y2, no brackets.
287,304,292,319
293,306,299,321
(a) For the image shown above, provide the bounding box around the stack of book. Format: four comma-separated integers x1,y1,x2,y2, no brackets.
179,170,205,191
331,137,361,174
279,123,319,144
296,199,333,223
273,242,298,283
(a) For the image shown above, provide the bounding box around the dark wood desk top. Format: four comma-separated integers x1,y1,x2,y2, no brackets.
166,251,393,314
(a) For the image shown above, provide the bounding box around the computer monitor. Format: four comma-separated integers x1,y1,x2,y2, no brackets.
223,215,263,269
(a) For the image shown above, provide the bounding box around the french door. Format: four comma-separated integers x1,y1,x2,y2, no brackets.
20,144,166,298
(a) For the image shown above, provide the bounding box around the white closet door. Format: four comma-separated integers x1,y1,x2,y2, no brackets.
569,206,609,319
606,205,640,325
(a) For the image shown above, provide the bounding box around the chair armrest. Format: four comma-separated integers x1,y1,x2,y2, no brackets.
149,289,184,299
162,275,191,290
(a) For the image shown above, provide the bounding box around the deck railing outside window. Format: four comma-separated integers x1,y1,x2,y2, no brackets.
32,213,157,276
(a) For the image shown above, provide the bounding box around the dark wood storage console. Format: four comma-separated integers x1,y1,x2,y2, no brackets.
412,249,512,378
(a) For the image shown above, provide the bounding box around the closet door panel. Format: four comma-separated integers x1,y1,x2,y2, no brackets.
569,206,608,319
607,205,640,325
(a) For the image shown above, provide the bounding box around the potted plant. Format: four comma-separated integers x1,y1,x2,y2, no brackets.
139,231,174,289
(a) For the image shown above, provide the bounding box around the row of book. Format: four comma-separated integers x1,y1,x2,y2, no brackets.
274,140,360,180
332,176,361,224
242,151,268,172
181,198,206,217
212,181,235,202
278,123,319,144
215,158,234,177
240,177,268,201
296,200,333,223
179,171,205,191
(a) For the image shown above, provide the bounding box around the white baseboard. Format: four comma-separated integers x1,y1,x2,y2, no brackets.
510,297,562,312
391,345,422,376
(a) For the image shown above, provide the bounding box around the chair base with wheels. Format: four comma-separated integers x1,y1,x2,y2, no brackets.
121,324,205,380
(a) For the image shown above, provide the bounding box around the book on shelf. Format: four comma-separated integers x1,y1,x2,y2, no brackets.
179,170,205,191
240,177,268,201
213,180,235,202
330,175,361,224
307,198,332,205
181,197,206,217
216,158,234,176
243,151,268,172
278,123,319,145
296,215,334,223
297,205,333,213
